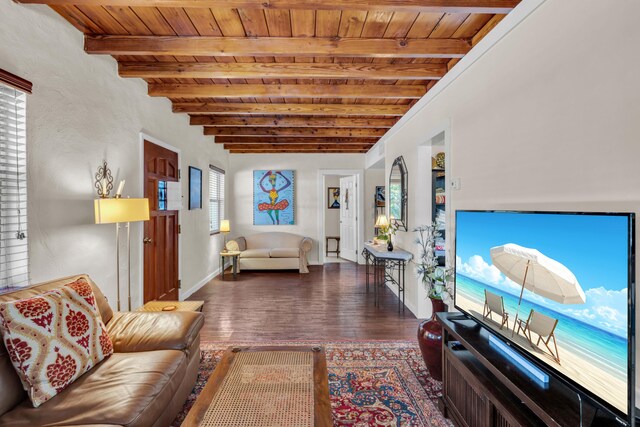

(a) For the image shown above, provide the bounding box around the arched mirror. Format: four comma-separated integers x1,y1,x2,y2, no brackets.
389,156,408,231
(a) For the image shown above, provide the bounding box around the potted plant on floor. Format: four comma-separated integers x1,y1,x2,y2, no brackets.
414,222,453,382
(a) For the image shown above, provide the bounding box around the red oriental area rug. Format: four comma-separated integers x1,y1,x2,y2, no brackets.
171,340,452,427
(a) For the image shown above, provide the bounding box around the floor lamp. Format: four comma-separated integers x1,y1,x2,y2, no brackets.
95,198,150,311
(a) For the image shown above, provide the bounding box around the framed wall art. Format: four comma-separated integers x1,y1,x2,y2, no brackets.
328,187,340,209
253,170,295,225
189,166,202,210
375,186,385,207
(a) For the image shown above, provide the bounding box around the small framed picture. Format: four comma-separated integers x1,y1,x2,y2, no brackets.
328,187,340,209
375,186,385,207
189,166,202,210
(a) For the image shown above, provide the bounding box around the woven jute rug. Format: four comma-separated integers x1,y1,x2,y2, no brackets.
172,340,452,427
201,351,314,427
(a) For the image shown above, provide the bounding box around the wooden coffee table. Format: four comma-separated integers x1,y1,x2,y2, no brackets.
181,346,332,427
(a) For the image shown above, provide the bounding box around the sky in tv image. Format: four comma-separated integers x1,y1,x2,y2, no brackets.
454,211,630,414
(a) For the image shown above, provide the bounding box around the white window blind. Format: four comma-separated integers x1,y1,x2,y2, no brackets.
0,83,28,289
209,166,225,233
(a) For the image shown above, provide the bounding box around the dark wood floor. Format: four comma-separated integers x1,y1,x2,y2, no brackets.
189,263,420,342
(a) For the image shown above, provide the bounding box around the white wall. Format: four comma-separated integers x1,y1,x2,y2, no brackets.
375,0,640,405
377,0,640,321
0,2,228,307
324,176,341,238
228,154,365,264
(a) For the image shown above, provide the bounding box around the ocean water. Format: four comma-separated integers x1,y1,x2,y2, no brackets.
455,274,628,380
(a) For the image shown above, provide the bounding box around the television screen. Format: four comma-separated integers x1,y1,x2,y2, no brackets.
454,210,634,419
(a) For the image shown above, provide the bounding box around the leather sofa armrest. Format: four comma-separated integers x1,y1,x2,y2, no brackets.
106,311,204,353
300,237,312,253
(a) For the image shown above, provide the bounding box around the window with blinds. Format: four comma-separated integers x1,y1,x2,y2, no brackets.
0,83,28,289
209,166,225,233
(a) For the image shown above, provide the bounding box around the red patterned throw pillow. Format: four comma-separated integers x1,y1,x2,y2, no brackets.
0,278,113,407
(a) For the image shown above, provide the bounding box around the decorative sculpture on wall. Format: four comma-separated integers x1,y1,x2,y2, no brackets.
94,161,114,198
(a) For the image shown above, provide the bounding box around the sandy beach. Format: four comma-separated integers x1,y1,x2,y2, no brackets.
456,293,628,414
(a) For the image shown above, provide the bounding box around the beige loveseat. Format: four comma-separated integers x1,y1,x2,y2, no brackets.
234,232,313,273
0,274,204,427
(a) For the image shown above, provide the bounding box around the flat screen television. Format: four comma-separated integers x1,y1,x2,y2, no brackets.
454,210,635,424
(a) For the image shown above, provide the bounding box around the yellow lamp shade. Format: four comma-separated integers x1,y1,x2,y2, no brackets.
95,198,150,224
375,214,389,228
220,219,230,233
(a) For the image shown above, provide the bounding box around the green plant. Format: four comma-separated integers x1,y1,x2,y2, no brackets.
414,222,454,300
377,219,398,241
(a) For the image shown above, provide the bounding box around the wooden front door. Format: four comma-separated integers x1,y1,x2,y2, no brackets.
143,140,179,303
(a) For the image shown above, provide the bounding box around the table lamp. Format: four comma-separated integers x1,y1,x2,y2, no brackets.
375,214,389,229
220,219,230,252
95,198,150,311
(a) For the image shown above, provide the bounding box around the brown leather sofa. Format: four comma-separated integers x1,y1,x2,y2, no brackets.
0,274,204,427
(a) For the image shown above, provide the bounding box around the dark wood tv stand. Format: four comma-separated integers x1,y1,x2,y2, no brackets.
437,312,623,427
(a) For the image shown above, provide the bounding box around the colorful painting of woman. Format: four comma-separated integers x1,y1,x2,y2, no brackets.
253,170,295,225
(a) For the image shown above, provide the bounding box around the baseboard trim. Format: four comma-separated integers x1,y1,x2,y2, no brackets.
384,281,418,317
180,267,220,300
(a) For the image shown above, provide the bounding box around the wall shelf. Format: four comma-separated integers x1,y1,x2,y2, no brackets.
432,167,446,266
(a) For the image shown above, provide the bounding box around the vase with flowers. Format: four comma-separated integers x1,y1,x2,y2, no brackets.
414,222,454,381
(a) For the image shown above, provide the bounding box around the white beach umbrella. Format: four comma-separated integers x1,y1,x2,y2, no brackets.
490,243,586,332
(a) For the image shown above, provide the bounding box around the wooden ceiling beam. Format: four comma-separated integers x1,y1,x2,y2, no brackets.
85,36,471,58
175,103,409,116
19,0,519,13
214,137,379,144
191,116,396,128
204,127,386,137
223,143,373,151
150,83,426,99
120,62,446,80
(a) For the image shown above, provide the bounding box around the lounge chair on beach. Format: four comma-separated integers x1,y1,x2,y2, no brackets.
516,309,560,364
482,290,509,330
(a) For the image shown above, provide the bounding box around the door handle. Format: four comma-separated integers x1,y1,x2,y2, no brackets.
143,237,152,244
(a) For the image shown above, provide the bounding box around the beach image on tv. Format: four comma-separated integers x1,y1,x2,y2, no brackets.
455,211,630,414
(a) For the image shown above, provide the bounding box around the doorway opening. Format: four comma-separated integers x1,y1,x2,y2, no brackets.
324,174,349,263
318,169,364,265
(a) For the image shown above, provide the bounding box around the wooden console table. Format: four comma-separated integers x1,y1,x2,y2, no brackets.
438,312,622,427
362,243,412,313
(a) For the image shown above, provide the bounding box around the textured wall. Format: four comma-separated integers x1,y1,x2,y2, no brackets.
0,2,228,307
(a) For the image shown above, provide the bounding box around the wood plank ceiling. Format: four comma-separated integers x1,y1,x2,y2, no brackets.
19,0,520,153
